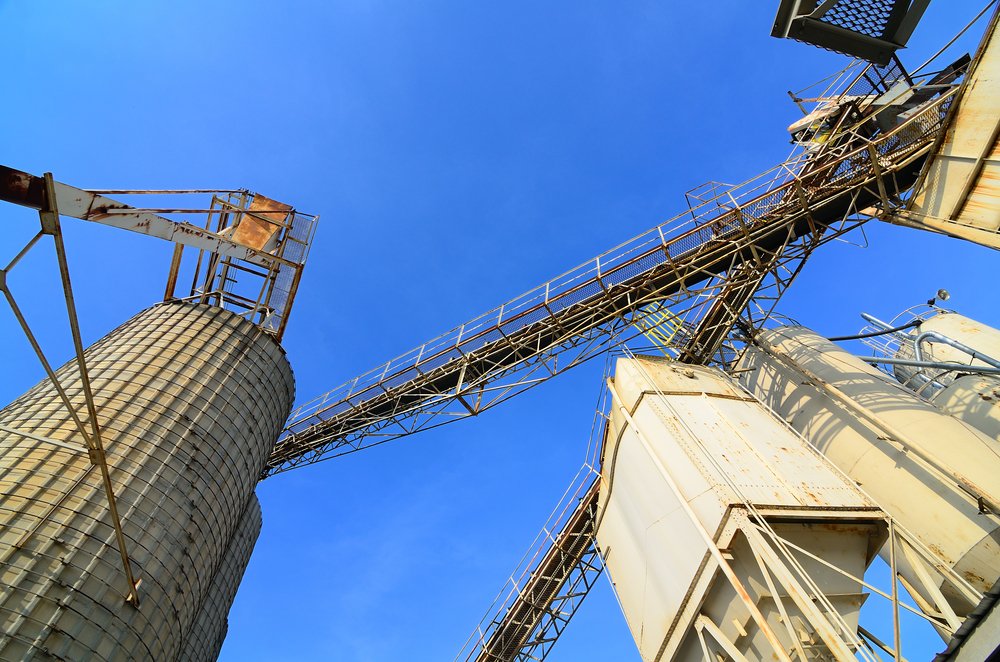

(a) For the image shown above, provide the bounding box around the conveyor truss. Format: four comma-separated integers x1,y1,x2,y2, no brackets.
267,59,959,477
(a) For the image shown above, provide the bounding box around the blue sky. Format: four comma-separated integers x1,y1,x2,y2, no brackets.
1,2,997,660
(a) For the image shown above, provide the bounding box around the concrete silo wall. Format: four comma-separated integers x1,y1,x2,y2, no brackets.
0,302,294,661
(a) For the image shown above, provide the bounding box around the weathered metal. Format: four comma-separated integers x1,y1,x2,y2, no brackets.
598,357,885,660
934,375,1000,442
0,168,319,341
0,302,293,660
178,495,263,662
267,82,954,477
899,7,1000,249
40,173,142,607
0,167,287,268
739,326,999,619
470,481,602,662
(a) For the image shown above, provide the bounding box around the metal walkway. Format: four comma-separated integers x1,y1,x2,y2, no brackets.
265,81,954,477
467,480,603,662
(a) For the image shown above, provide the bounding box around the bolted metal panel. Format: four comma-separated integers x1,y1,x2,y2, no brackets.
0,302,294,661
598,358,884,660
905,10,1000,249
178,494,263,662
739,326,1000,615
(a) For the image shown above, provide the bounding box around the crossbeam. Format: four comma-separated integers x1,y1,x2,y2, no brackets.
0,167,296,269
265,89,954,477
469,481,603,662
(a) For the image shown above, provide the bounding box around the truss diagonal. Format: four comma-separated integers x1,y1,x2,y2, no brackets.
264,86,954,478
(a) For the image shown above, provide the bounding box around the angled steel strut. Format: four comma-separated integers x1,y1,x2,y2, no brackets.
266,82,955,477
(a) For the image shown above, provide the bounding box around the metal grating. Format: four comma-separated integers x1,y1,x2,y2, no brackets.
771,0,930,65
823,0,902,40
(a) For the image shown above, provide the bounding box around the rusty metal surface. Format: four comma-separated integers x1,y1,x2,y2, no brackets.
0,167,319,341
468,481,602,662
1,166,293,268
229,193,291,252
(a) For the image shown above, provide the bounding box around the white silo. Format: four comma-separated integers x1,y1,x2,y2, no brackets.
739,326,1000,620
865,307,1000,441
597,357,889,660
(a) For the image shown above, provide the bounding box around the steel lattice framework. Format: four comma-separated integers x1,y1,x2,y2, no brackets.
264,80,954,478
265,62,963,659
468,480,604,662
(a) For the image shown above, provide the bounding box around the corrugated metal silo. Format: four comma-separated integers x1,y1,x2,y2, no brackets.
0,301,293,660
178,494,263,662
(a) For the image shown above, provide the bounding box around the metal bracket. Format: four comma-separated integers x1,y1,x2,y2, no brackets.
0,173,142,607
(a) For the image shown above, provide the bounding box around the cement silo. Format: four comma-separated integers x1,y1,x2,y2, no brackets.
178,495,263,662
933,374,1000,442
597,357,887,660
865,308,1000,441
0,302,293,661
738,326,1000,620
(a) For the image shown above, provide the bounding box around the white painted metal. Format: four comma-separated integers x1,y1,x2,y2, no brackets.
0,302,294,661
903,9,1000,250
894,312,1000,440
739,326,1000,618
918,313,1000,364
934,375,1000,442
597,357,885,661
893,312,1000,388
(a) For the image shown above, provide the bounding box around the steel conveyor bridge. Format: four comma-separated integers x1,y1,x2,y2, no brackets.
265,73,956,477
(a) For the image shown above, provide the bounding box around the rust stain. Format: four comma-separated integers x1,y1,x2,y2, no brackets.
813,522,876,536
231,193,291,251
963,570,987,586
0,166,45,209
175,225,207,238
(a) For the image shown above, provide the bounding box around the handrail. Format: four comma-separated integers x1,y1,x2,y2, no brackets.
266,87,956,476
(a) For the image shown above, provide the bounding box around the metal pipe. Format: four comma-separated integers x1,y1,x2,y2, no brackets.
828,319,920,342
914,330,1000,369
865,356,1000,375
861,312,907,334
